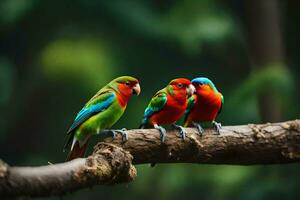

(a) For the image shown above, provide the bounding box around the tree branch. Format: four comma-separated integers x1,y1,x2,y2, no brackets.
105,119,300,165
1,120,300,197
0,144,136,198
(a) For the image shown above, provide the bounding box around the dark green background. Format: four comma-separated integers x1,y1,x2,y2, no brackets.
0,0,299,199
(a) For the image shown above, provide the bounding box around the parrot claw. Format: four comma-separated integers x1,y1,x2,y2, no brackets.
192,122,204,136
212,121,222,135
110,130,117,139
154,124,166,142
110,128,128,141
172,124,186,140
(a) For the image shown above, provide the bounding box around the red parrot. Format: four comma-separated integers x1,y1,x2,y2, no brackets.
184,77,223,135
139,78,195,142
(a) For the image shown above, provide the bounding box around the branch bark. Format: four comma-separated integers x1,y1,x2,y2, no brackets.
1,120,300,197
0,144,136,198
105,119,300,165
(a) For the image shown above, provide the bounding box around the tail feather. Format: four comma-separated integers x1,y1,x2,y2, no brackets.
66,140,88,161
139,118,148,129
63,132,75,152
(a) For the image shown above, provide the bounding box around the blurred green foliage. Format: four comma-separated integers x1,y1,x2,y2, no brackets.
40,38,115,89
104,0,237,53
0,0,37,25
0,0,299,199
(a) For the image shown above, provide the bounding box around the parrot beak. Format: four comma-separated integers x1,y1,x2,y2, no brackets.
187,84,195,97
132,83,141,95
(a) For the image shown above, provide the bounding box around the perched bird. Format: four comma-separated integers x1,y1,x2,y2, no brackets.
139,78,195,142
64,76,140,161
184,77,223,135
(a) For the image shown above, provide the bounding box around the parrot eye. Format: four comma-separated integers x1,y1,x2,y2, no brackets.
125,81,130,86
199,83,203,86
177,83,183,88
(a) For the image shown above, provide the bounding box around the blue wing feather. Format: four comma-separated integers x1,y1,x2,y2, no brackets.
67,93,115,134
142,107,155,124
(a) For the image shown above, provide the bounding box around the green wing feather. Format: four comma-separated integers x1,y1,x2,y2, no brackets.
141,89,168,125
67,89,115,134
64,89,115,151
184,95,196,124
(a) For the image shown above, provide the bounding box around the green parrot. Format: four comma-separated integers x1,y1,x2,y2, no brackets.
64,76,141,161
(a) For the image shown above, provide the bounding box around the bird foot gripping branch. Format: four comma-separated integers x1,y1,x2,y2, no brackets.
212,121,222,135
172,124,187,140
110,128,129,141
192,122,204,136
